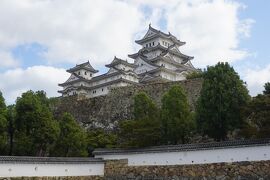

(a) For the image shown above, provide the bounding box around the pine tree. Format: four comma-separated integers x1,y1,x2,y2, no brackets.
161,85,194,144
0,91,8,155
196,62,250,141
14,91,59,156
51,113,87,157
263,82,270,95
118,92,161,147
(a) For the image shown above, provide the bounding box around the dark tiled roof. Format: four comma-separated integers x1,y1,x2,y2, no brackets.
93,138,270,155
163,44,194,60
58,73,88,87
86,78,138,90
135,25,186,46
138,55,160,68
67,61,98,73
129,44,193,61
105,56,137,68
0,156,104,164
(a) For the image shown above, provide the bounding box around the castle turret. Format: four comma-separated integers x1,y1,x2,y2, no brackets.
67,61,98,80
128,24,197,82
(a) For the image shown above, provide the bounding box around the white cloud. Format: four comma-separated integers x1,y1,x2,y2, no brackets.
163,0,253,67
243,64,270,96
0,66,69,104
0,0,253,68
0,0,145,67
0,50,19,68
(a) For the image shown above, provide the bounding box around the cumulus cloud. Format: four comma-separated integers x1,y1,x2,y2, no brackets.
0,66,69,104
0,0,253,68
0,50,19,68
0,0,145,66
242,64,270,96
164,0,253,67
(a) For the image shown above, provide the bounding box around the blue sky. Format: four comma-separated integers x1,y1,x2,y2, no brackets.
0,0,269,104
233,0,270,71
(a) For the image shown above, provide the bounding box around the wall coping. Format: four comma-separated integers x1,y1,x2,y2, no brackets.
93,138,270,155
0,156,104,164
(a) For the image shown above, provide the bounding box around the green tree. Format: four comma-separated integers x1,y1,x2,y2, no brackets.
51,113,87,157
240,94,270,138
118,92,161,147
161,85,194,144
87,129,117,156
186,70,203,79
263,82,270,95
87,129,117,149
133,92,158,120
14,91,59,156
0,91,8,155
196,62,250,141
6,105,16,155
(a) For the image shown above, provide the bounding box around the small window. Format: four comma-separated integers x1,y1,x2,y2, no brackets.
90,73,92,77
85,72,87,75
141,63,143,66
146,44,148,48
102,88,104,92
152,42,154,46
78,71,80,75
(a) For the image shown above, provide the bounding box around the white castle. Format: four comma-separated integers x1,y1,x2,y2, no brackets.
58,25,197,98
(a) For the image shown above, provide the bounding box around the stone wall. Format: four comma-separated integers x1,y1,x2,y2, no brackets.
53,78,202,130
104,159,270,180
0,176,103,180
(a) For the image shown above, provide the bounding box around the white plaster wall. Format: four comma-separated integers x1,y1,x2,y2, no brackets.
157,61,177,71
95,145,270,166
142,37,158,48
75,70,94,80
160,71,176,81
176,73,186,81
134,58,156,74
144,50,162,59
158,38,173,48
115,64,133,71
0,163,104,177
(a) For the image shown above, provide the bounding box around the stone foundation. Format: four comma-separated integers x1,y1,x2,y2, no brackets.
0,176,102,180
54,78,202,130
104,159,270,179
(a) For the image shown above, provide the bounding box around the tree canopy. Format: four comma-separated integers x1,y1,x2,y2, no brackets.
240,83,270,139
0,91,8,154
51,112,87,157
263,82,270,95
118,92,161,147
196,62,250,141
161,85,194,144
14,91,59,156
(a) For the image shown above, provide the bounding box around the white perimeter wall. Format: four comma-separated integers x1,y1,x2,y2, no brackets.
0,163,104,177
95,145,270,166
